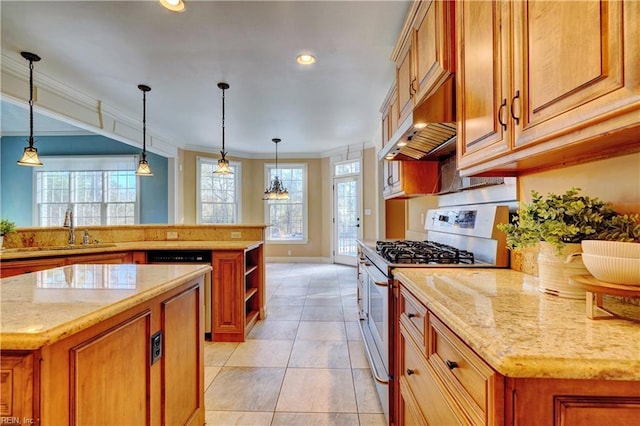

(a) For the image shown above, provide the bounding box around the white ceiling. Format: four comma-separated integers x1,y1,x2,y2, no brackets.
1,0,410,157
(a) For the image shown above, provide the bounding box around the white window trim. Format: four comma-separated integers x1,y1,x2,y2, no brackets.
33,155,141,225
196,156,242,224
333,158,361,178
264,162,308,244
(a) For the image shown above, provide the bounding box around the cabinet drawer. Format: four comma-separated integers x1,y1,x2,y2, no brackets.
428,313,496,424
399,286,428,348
400,325,466,425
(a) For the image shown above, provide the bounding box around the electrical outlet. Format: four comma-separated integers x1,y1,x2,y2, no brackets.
150,331,162,365
231,232,242,239
167,231,178,240
287,250,292,256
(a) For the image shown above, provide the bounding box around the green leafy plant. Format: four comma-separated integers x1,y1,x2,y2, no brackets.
497,188,640,253
0,218,17,236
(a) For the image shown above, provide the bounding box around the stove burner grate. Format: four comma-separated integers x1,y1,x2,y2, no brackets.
375,240,475,265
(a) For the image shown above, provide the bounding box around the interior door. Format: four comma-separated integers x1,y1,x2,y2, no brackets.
333,175,361,266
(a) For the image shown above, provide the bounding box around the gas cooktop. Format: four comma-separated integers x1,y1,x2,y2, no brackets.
375,240,475,265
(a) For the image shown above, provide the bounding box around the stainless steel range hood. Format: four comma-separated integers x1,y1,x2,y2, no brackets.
378,77,456,162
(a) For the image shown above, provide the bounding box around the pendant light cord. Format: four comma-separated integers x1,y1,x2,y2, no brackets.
142,89,147,158
28,59,35,146
221,86,226,153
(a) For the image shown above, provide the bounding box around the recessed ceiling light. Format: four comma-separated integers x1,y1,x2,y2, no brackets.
397,141,408,147
414,122,427,129
296,54,316,65
159,0,185,12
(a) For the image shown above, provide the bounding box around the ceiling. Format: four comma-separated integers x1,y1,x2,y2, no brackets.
1,0,410,157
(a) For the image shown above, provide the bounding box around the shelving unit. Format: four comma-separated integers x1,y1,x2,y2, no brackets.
212,243,264,342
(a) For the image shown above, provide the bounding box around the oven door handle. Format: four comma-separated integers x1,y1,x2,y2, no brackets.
362,263,389,287
358,320,390,384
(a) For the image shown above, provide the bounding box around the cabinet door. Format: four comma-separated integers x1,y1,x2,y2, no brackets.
66,251,132,265
413,0,455,102
0,257,65,278
513,0,638,148
397,42,414,126
0,353,35,421
456,0,512,169
212,251,244,341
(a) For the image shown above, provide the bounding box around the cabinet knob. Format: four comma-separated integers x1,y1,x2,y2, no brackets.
510,90,521,125
407,313,417,319
498,98,507,131
445,360,459,370
406,369,415,376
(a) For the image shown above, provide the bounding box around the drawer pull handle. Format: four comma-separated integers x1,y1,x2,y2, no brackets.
407,313,417,319
445,360,458,370
406,369,415,376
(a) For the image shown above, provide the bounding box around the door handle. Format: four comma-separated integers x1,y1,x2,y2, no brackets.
510,90,521,125
498,98,507,131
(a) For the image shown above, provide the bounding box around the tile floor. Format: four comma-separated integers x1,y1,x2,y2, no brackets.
203,263,387,426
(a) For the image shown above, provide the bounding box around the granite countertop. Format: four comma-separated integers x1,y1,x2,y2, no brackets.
0,240,263,260
0,263,212,350
393,268,640,381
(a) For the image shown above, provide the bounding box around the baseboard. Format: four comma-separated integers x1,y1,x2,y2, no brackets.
266,256,332,264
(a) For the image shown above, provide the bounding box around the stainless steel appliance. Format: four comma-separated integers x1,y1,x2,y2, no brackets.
356,204,509,423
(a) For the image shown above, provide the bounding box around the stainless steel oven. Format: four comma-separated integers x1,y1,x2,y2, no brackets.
357,203,512,424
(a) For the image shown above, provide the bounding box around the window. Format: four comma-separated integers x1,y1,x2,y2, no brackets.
36,156,139,226
196,157,241,224
335,160,360,176
264,163,307,242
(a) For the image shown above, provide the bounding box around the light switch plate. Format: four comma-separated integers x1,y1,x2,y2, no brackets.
151,331,162,365
231,232,242,239
167,231,178,239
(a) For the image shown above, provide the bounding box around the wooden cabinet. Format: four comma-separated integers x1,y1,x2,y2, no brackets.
382,160,439,199
0,353,37,422
0,257,65,278
457,0,640,176
381,84,398,147
392,0,455,128
66,251,132,264
212,244,264,342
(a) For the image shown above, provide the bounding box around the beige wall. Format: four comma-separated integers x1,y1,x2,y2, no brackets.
518,153,640,214
362,147,379,241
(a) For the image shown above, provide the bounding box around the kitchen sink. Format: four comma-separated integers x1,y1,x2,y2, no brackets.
3,244,117,253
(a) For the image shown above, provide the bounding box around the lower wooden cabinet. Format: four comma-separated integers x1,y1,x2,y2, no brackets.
0,251,132,278
0,353,37,422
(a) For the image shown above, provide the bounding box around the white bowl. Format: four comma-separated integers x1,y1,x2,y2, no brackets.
581,253,640,285
581,240,640,259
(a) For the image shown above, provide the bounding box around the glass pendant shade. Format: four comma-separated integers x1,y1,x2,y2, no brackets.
17,52,43,167
136,84,153,177
17,144,43,167
263,138,289,200
214,82,233,175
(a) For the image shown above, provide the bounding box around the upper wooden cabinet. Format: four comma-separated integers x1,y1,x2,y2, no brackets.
382,160,439,200
457,0,640,176
381,84,398,147
392,0,455,128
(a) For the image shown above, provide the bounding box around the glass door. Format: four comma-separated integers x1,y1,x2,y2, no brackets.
333,174,361,265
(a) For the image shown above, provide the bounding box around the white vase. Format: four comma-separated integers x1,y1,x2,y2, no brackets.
0,235,3,250
537,241,588,299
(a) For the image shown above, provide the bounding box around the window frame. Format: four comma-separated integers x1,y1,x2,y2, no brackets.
263,162,308,244
196,156,242,224
33,155,141,226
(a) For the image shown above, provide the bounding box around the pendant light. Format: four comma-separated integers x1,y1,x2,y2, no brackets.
214,82,233,175
17,51,43,167
135,84,153,176
263,138,289,200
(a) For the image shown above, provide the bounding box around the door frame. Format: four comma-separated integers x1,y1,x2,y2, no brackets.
331,161,363,266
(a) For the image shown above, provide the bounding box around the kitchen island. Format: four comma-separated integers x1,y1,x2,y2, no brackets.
393,268,640,426
0,263,211,425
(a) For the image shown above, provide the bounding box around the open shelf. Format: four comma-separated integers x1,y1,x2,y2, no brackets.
245,265,258,276
245,287,258,302
245,309,260,329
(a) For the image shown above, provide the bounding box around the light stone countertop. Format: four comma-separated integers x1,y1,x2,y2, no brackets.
393,268,640,381
0,263,212,350
0,240,263,260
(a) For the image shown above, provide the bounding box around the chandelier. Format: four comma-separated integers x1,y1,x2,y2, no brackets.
214,82,233,175
17,51,43,167
263,138,289,200
135,84,153,176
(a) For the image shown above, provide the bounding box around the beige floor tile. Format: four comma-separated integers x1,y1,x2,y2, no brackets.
343,306,360,322
204,366,221,392
288,340,351,368
204,341,239,366
348,341,370,369
247,320,299,340
205,410,273,425
358,413,387,425
225,339,293,367
273,286,309,296
296,321,347,341
205,367,285,411
352,368,384,413
276,368,357,413
345,321,363,341
271,412,359,425
269,294,307,307
265,305,304,321
302,305,344,321
304,294,344,306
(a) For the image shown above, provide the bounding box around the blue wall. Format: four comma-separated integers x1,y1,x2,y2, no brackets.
0,135,168,226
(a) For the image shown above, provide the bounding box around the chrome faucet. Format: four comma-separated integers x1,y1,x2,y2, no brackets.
63,208,75,245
